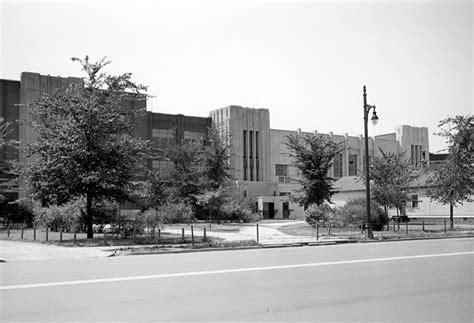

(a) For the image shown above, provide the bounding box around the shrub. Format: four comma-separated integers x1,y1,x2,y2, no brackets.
113,211,147,238
220,197,254,223
305,203,333,227
160,202,195,224
33,199,83,232
335,197,388,231
2,201,35,227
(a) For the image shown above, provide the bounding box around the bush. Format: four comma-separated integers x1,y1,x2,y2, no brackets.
112,211,147,238
2,201,35,227
305,203,333,227
335,198,388,231
220,197,254,223
33,199,83,232
160,202,195,224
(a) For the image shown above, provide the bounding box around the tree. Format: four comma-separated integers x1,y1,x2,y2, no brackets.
194,128,233,223
0,118,18,202
202,128,233,189
284,134,345,208
21,56,150,238
427,115,473,229
165,140,204,208
165,127,233,220
365,149,420,219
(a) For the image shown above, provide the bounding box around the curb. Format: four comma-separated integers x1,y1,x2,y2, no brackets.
119,235,474,257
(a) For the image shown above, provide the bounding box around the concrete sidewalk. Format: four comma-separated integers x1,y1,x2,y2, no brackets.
0,221,335,262
163,220,333,245
0,240,115,262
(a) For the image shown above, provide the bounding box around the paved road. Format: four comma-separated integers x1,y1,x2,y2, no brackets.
1,238,472,322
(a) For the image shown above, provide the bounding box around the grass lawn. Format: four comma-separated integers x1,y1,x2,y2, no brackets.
278,218,474,240
0,222,253,248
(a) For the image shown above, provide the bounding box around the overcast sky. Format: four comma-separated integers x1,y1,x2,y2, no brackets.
1,0,472,153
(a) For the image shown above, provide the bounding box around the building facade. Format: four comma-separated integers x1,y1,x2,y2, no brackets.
211,105,430,219
0,72,211,202
3,72,449,219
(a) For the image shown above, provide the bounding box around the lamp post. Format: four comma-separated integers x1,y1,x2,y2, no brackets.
363,86,378,239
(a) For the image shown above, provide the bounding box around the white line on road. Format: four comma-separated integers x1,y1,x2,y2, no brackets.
1,251,473,291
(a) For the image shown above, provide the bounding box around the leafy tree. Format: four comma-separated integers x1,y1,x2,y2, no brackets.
364,149,420,219
192,129,233,222
141,170,168,210
0,118,18,202
195,186,227,225
165,127,232,220
202,128,232,189
21,56,150,238
285,134,345,208
427,115,473,229
165,140,204,208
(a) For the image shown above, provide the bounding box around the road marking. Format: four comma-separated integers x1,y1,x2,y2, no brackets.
1,251,473,291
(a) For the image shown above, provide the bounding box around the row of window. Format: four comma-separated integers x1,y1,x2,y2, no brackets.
243,130,260,181
151,129,205,151
274,153,359,181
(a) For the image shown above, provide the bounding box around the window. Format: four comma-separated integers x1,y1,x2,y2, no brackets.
348,154,358,176
275,164,287,176
184,130,204,142
256,160,259,182
243,158,247,181
249,131,253,159
255,131,259,160
152,159,171,171
411,194,419,208
243,131,247,158
333,154,343,178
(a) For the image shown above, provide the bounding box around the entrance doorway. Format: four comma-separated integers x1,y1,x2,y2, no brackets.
262,202,275,219
282,202,289,219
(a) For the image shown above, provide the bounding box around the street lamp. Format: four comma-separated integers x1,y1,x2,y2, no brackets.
363,85,378,239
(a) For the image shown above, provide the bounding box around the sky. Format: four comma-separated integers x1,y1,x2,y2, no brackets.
1,0,472,153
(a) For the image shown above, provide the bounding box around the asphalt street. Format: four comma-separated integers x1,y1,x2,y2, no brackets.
1,238,473,322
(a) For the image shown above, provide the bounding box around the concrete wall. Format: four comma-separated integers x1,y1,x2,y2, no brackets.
257,196,306,219
0,80,20,163
210,106,271,182
332,188,474,218
226,180,279,200
395,125,430,166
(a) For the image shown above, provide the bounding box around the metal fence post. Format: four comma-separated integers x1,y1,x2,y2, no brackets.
21,225,24,239
256,223,259,244
393,219,396,231
422,221,425,232
203,227,207,241
46,227,48,242
60,229,63,243
103,230,106,244
7,226,10,238
316,223,319,241
386,221,389,231
444,219,447,235
73,231,77,245
33,227,36,240
158,228,161,244
191,225,194,247
405,221,408,235
182,228,185,243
